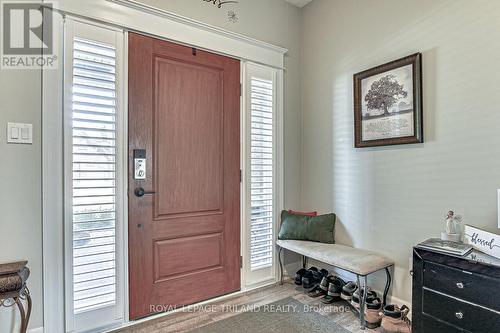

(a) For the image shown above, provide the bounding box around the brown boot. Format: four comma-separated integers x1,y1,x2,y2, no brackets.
381,304,412,333
364,297,383,328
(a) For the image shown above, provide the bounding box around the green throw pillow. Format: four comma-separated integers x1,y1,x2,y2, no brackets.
278,210,336,244
278,210,309,240
307,213,336,243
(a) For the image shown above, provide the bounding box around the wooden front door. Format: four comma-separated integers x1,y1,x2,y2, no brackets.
128,33,241,319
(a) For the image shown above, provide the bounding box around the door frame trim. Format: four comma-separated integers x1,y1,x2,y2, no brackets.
63,18,126,332
45,0,287,69
43,5,285,332
43,15,128,333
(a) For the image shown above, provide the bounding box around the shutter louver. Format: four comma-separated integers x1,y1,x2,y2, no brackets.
250,77,274,271
71,37,117,314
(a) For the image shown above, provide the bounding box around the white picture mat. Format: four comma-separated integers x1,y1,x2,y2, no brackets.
360,64,414,141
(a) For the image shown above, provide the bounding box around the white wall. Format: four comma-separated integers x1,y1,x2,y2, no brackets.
0,0,302,331
301,0,500,304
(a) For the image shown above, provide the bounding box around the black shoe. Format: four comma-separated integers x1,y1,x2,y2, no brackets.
296,267,317,285
294,268,307,285
308,275,333,298
351,288,377,309
321,276,346,304
367,297,382,310
306,284,327,298
319,275,334,292
340,281,357,301
302,267,322,289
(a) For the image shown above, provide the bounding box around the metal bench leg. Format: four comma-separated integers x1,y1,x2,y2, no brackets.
302,255,307,269
383,267,392,306
361,275,368,329
278,247,284,285
357,275,368,330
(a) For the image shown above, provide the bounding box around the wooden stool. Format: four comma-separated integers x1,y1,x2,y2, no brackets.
0,261,32,333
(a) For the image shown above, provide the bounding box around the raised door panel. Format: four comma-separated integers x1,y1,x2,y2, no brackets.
153,233,223,281
154,57,224,218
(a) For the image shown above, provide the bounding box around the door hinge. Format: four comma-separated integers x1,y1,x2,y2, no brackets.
240,255,243,268
240,169,242,183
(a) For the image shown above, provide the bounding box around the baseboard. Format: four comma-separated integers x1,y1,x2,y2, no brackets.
243,277,277,291
28,327,44,333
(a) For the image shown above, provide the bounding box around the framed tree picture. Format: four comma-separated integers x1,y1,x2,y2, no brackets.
353,53,423,148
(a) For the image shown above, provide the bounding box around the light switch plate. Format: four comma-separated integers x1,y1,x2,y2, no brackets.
7,123,33,144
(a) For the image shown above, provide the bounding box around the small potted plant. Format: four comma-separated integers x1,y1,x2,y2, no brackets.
441,211,463,242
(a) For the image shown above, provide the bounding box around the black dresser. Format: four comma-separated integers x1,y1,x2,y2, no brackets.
412,247,500,333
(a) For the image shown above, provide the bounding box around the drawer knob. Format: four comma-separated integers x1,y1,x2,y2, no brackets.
456,282,464,289
455,312,464,319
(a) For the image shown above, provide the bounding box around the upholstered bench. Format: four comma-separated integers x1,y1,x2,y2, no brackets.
276,239,394,329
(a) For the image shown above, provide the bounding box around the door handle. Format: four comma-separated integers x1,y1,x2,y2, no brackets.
134,187,156,197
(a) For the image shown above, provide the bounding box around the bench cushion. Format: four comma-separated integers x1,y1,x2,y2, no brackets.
277,239,394,276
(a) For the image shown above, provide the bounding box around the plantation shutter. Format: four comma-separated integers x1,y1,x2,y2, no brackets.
243,62,280,287
64,19,124,332
250,76,275,270
71,36,118,314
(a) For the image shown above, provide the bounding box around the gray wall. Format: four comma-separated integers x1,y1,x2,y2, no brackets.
0,1,43,330
301,0,500,303
0,65,43,329
0,0,303,330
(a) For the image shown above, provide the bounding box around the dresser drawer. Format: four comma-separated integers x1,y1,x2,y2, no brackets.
423,289,500,332
423,261,500,311
422,314,469,333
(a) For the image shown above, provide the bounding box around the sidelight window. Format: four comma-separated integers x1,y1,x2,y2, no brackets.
243,62,281,286
64,19,124,332
71,36,118,314
249,77,275,270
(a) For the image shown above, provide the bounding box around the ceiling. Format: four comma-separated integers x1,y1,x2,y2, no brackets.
285,0,313,8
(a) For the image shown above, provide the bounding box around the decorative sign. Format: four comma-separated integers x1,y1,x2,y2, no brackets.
463,225,500,259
